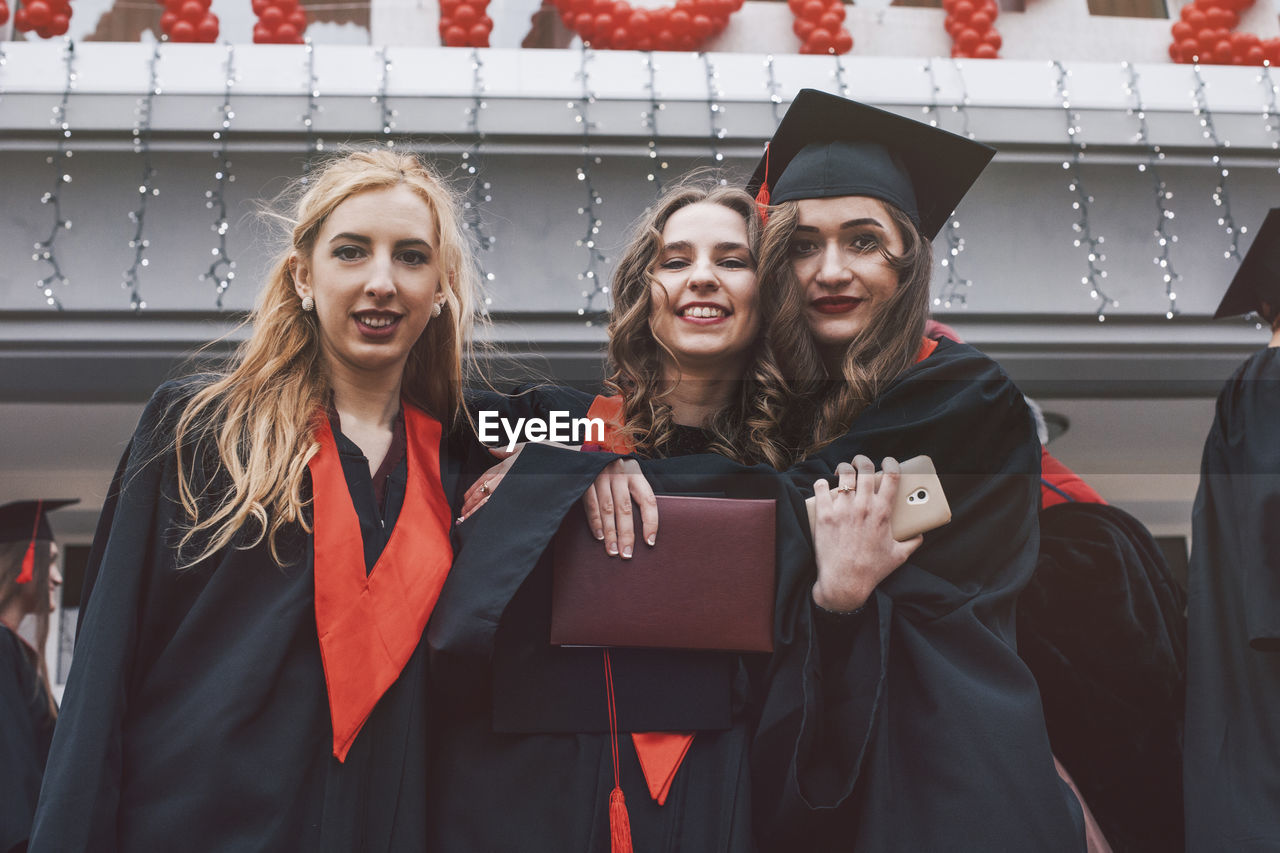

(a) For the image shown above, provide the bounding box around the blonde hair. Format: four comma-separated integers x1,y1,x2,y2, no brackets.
759,199,932,453
604,179,795,468
0,540,58,718
172,148,481,567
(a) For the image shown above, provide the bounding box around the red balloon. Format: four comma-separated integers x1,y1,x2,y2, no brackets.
1176,38,1200,61
23,0,51,27
1170,20,1193,40
252,21,271,40
807,26,833,51
654,26,674,45
833,28,852,52
260,4,284,26
669,7,690,27
453,3,478,25
942,0,958,11
441,23,467,44
792,16,815,38
47,10,68,32
673,29,698,49
956,26,980,50
593,12,613,33
289,8,307,28
691,12,712,36
952,0,974,19
274,0,297,11
610,25,633,47
824,1,845,21
1196,28,1218,49
0,1,9,25
1246,45,1266,64
1230,30,1258,48
13,6,29,29
817,10,842,29
196,12,218,40
799,0,824,20
787,0,805,12
160,10,177,30
969,11,991,30
179,0,204,22
982,28,1001,48
170,18,196,39
1211,39,1234,63
1183,8,1206,28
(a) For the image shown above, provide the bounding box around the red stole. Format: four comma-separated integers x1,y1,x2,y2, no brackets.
308,403,454,761
584,394,697,807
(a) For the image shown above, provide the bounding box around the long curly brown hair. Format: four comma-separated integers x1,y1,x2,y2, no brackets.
758,199,933,454
604,179,796,468
0,540,58,718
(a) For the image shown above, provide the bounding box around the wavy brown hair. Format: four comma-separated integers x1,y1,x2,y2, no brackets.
171,149,481,567
604,179,796,468
0,540,58,718
759,199,932,454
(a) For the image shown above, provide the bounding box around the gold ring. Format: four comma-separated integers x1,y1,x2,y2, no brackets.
836,484,855,494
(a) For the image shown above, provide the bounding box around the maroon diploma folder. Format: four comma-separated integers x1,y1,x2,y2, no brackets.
550,495,776,653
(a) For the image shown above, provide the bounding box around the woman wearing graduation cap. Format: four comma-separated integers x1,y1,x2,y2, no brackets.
737,89,1086,851
30,149,490,852
1185,207,1280,852
0,499,70,853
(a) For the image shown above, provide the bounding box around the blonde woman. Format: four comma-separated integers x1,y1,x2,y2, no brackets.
0,500,68,853
30,149,489,852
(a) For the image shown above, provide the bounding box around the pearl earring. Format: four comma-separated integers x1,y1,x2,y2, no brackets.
432,301,443,317
301,295,315,312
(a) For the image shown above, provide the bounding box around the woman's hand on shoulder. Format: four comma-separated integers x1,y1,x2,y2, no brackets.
811,456,922,613
583,458,658,560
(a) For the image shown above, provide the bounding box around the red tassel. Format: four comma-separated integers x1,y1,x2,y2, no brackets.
16,540,35,585
755,143,772,223
609,785,634,853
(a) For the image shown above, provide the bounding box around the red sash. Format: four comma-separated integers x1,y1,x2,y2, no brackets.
584,394,697,807
308,403,454,761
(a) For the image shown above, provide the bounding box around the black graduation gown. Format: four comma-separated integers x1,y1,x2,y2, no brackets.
1018,501,1186,853
1185,346,1280,853
1,625,56,853
29,378,481,853
450,339,1083,852
429,388,756,853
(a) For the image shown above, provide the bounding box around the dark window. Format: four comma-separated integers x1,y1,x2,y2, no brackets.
1087,0,1167,18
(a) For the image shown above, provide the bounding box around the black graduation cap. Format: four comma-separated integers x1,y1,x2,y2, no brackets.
747,89,996,240
0,499,77,584
1214,208,1280,319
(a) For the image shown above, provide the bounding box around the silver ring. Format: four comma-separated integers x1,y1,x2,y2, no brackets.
478,482,491,496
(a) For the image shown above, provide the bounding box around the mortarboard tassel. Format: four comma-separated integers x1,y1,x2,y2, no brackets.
15,499,42,584
603,649,634,853
754,145,772,224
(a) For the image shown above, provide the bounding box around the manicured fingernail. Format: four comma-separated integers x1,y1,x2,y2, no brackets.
646,535,656,547
456,515,466,525
622,546,632,559
607,542,619,555
594,529,604,540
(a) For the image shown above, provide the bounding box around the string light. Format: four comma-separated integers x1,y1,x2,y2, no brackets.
1258,64,1280,170
570,44,608,322
301,39,323,177
122,40,162,313
200,43,237,309
1052,60,1114,321
461,47,495,309
832,52,850,98
924,58,973,310
641,52,668,192
33,38,77,310
374,46,396,146
950,58,974,140
1123,61,1181,319
700,52,727,178
763,55,783,128
1191,63,1244,261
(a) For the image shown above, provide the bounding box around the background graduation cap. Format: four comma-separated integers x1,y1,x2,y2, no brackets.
1214,208,1280,319
0,499,77,585
747,89,996,240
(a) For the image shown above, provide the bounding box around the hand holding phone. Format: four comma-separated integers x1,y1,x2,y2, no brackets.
805,455,951,542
